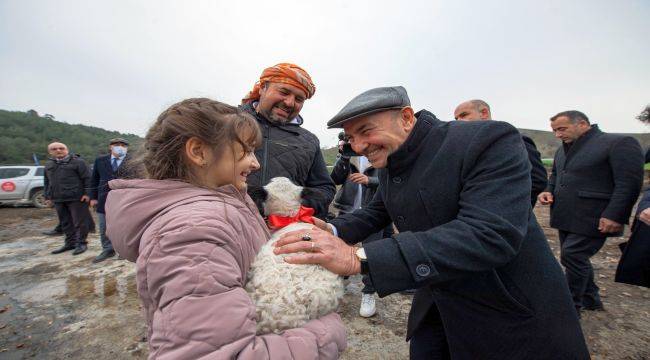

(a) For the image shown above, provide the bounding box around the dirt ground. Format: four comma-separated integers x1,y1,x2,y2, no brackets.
0,204,648,359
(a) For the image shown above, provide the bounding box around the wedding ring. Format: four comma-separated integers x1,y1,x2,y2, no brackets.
302,234,312,241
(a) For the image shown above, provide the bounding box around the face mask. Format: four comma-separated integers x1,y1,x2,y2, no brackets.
112,145,127,157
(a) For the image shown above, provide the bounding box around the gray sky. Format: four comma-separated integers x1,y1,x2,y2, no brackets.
1,0,648,147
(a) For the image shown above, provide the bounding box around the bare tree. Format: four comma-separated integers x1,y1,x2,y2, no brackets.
637,105,650,124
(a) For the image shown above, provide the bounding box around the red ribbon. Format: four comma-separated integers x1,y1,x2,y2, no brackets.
267,205,315,229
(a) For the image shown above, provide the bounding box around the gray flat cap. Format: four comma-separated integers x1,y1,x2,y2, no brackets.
327,86,410,128
109,137,129,146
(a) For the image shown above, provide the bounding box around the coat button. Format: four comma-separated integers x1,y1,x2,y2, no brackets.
416,264,431,277
392,176,402,184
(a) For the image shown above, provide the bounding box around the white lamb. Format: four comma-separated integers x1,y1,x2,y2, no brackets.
245,177,345,334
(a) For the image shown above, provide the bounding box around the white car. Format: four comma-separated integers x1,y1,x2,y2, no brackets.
0,166,47,208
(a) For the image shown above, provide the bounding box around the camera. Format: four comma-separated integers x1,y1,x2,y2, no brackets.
338,132,359,157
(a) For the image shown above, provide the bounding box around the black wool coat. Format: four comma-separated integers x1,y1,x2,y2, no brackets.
330,110,588,359
615,189,650,288
522,135,548,207
241,103,335,219
547,125,644,238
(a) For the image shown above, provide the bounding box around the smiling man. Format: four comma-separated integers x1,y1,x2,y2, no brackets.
240,63,335,218
274,86,589,359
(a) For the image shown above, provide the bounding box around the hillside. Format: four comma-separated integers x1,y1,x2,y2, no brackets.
0,110,142,165
322,127,650,166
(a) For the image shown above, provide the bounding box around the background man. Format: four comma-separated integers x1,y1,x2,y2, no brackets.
276,87,588,359
241,63,335,219
44,142,92,255
454,99,547,206
538,110,644,313
330,133,393,318
89,138,130,263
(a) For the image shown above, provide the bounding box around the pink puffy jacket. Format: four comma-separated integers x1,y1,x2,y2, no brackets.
106,179,346,359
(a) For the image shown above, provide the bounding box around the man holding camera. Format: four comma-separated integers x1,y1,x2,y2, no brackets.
331,132,393,317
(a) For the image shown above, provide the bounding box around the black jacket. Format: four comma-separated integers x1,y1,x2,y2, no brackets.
44,155,91,203
330,110,588,359
522,135,548,206
330,155,380,214
241,103,335,219
615,188,650,288
547,125,644,238
89,154,131,214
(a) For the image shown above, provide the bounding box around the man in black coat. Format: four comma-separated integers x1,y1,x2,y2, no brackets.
538,110,644,313
89,138,131,263
44,142,92,255
454,99,548,206
240,63,335,219
275,86,588,359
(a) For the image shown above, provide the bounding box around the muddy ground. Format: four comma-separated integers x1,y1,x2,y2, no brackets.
0,204,648,359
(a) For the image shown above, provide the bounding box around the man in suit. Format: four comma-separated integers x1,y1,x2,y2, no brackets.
538,110,644,313
275,87,588,359
89,138,130,263
454,99,548,206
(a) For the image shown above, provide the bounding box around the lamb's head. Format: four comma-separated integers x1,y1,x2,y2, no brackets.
262,177,303,216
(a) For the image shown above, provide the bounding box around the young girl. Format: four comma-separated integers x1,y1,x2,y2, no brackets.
105,98,346,359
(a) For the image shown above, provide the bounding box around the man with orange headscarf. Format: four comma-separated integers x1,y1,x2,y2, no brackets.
241,63,335,219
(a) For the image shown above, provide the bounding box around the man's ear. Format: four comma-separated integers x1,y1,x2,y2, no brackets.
300,187,326,206
247,185,268,215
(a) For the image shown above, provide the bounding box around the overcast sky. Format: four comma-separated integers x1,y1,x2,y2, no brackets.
1,0,648,147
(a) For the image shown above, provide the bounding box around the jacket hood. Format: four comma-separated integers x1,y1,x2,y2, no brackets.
105,179,251,262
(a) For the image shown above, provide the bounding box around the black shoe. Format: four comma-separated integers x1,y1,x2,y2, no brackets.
583,303,605,311
43,229,63,236
51,245,75,254
92,250,116,263
72,244,88,255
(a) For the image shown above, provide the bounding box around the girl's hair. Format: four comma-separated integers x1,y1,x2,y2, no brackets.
137,98,261,182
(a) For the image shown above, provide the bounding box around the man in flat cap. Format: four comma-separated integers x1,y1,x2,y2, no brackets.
275,87,589,359
241,63,335,219
89,138,131,263
454,99,548,207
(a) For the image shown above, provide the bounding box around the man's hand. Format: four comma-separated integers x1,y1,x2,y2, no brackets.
274,227,360,276
90,199,98,209
638,208,650,226
311,217,331,232
45,199,53,207
538,192,554,205
80,195,90,203
348,173,369,185
598,217,623,234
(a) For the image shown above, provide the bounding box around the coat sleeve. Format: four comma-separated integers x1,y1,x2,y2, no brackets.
363,122,533,296
638,189,650,214
601,137,645,224
330,155,351,185
89,158,100,200
330,182,393,245
302,146,336,219
546,152,558,193
76,159,92,196
146,223,346,360
522,136,548,204
43,166,51,200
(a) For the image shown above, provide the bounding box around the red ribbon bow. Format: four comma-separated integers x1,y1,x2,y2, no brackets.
267,205,315,229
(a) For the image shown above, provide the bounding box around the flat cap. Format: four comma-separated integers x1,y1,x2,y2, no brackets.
327,86,410,128
109,137,129,146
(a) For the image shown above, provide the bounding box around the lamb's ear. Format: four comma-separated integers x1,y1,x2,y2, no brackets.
300,187,327,205
247,185,268,215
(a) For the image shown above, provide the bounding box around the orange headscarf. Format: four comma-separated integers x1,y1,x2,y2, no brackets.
242,63,316,104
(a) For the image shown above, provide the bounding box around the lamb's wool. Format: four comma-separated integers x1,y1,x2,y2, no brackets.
246,178,344,334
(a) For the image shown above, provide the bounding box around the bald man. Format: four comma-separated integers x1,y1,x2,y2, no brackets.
44,142,92,255
454,100,548,206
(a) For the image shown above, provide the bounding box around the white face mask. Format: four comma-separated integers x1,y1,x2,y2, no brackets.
112,145,127,157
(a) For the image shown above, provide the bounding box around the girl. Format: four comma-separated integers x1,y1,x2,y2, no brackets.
105,98,346,359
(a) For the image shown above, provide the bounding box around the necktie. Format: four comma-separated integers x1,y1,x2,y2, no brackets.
111,158,119,172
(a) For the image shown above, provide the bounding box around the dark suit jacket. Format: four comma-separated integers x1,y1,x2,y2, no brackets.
615,188,650,288
522,135,548,207
89,154,130,213
331,110,588,359
547,125,644,238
